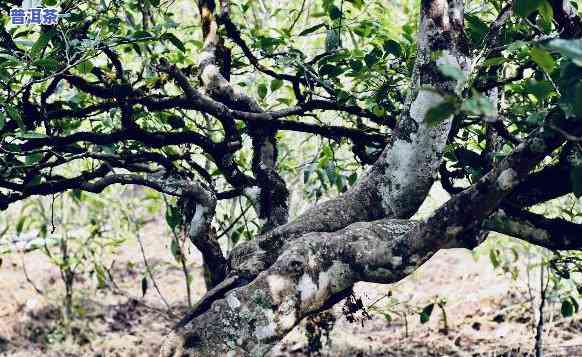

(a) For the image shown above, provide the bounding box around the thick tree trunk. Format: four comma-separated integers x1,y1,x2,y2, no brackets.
161,219,422,357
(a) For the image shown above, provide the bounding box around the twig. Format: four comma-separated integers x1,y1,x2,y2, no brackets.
215,203,252,239
365,292,392,310
535,257,551,357
163,195,193,307
287,0,306,33
21,255,44,295
103,260,176,318
135,230,173,314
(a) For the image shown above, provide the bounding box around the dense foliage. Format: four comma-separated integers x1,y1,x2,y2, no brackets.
0,1,581,220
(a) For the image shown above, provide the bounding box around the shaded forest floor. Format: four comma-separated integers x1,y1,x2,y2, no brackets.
1,218,582,357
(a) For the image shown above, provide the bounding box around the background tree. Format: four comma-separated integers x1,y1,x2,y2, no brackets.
1,0,582,356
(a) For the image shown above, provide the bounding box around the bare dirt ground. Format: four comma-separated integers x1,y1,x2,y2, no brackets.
1,218,581,357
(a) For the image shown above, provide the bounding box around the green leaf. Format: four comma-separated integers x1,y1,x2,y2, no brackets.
270,79,283,92
538,0,554,22
276,97,292,105
298,23,326,36
168,115,185,129
420,303,434,324
383,39,402,57
165,205,182,231
513,0,546,18
570,165,582,198
131,43,142,56
364,47,382,67
258,83,268,99
141,276,148,297
0,54,20,69
525,80,555,100
95,264,106,289
489,249,500,269
43,0,58,5
133,30,153,39
547,39,582,66
0,111,5,130
258,36,283,52
170,239,181,262
425,98,457,127
325,163,336,184
461,93,496,116
347,172,357,185
483,56,508,67
349,59,363,72
530,47,555,73
526,111,546,125
558,62,582,116
70,189,83,202
30,30,54,59
25,153,43,165
353,20,377,37
346,0,364,9
329,5,342,20
0,53,19,61
16,216,27,235
76,60,94,74
319,63,344,77
161,33,186,52
322,144,333,160
6,106,24,130
561,299,574,317
325,29,340,52
34,58,59,71
466,14,489,45
230,226,242,245
15,131,48,139
438,64,466,82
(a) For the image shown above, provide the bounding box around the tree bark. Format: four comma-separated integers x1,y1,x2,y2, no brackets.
197,0,289,233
